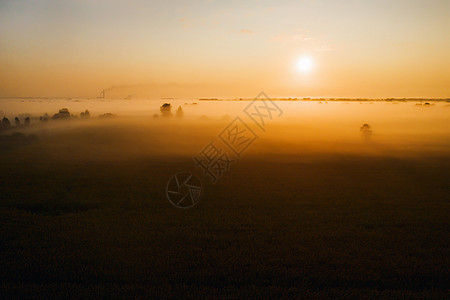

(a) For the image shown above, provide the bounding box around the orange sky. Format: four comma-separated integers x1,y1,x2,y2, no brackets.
0,0,449,98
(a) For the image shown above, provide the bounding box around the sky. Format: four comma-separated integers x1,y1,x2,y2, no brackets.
0,0,449,98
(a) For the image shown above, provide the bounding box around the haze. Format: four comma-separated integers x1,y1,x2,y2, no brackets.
1,1,449,298
1,0,449,98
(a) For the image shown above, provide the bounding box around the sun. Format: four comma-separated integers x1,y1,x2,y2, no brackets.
297,56,314,72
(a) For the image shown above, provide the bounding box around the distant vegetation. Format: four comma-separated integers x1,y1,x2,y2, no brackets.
160,103,172,117
175,106,184,118
0,108,115,132
157,103,184,118
360,123,373,142
198,97,450,102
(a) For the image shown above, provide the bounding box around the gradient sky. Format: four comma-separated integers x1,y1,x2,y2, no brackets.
1,0,449,98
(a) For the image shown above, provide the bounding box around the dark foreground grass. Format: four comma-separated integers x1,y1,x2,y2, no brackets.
0,155,449,299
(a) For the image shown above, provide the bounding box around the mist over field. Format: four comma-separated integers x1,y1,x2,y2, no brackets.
1,0,450,297
1,99,449,162
0,99,449,298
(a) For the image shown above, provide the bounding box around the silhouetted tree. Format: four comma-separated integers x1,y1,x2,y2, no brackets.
80,110,90,119
176,106,184,118
52,108,70,119
360,123,372,142
1,117,11,130
160,103,172,117
40,113,50,122
14,117,21,127
18,113,31,120
24,117,30,126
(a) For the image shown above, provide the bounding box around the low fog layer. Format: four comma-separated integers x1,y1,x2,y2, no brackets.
0,100,449,163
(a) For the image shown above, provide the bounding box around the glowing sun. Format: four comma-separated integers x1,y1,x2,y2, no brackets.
297,56,314,72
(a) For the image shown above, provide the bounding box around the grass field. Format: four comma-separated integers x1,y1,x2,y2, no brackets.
0,115,449,299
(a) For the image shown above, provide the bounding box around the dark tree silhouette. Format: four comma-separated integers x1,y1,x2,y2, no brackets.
160,103,172,117
80,110,90,119
1,117,11,130
52,108,71,119
14,117,21,127
40,113,50,122
176,106,184,118
360,123,373,142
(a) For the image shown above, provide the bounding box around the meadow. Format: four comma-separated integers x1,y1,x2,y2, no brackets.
0,99,449,298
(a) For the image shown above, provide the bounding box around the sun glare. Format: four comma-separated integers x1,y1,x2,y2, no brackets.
297,56,314,73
